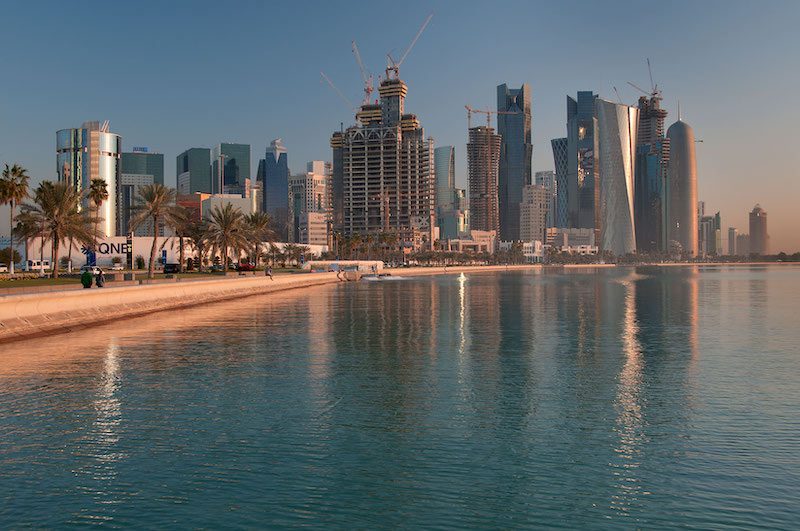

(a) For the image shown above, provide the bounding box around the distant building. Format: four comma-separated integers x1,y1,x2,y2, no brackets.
57,121,121,236
119,151,164,237
666,118,699,255
439,188,469,240
212,143,250,194
728,227,738,256
176,148,212,195
434,146,456,215
264,139,290,240
749,204,768,255
298,212,328,246
288,167,330,243
519,184,549,243
699,212,722,256
497,83,533,241
550,137,569,227
534,170,556,228
443,230,496,254
201,194,255,219
736,233,750,257
566,91,598,230
545,227,596,248
467,126,501,233
634,95,670,252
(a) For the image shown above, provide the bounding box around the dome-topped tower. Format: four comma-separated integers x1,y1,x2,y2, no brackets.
666,118,698,255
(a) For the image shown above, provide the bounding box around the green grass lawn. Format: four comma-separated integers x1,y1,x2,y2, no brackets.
0,277,79,288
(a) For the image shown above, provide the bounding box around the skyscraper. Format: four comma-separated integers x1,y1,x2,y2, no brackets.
212,143,250,194
434,146,456,215
519,184,549,243
467,126,501,233
595,98,638,256
497,83,533,241
749,204,768,255
288,162,330,243
566,91,599,231
534,170,556,228
633,95,670,252
550,137,569,227
263,139,289,240
176,148,212,195
666,118,699,255
120,149,164,236
332,75,435,245
728,227,738,256
57,121,121,237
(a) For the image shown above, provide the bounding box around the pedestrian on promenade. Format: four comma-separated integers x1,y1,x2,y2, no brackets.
266,266,273,280
80,269,93,289
96,268,106,288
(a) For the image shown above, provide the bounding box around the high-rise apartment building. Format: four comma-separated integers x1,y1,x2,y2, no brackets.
550,137,569,227
534,170,556,228
57,121,121,237
519,185,549,243
288,164,330,244
595,98,638,256
434,146,456,215
728,227,738,256
467,126,501,233
176,148,212,196
698,211,721,255
212,143,250,194
120,150,164,236
263,139,290,240
749,204,768,255
439,187,469,240
736,233,750,257
666,118,699,255
331,75,435,246
634,95,670,252
497,83,533,241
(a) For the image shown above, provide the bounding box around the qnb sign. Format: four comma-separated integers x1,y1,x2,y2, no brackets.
82,243,132,255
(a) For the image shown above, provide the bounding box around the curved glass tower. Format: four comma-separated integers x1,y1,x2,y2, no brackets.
666,119,698,255
596,99,638,256
57,121,121,237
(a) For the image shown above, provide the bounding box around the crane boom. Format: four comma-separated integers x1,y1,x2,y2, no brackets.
320,71,355,111
397,13,433,67
351,40,374,104
352,40,368,84
647,57,655,92
626,81,650,96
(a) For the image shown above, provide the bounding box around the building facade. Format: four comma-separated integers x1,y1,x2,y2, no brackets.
634,95,670,252
176,148,212,195
534,170,556,228
288,167,330,243
749,204,768,255
467,126,501,233
119,150,164,237
666,119,699,255
519,184,549,243
211,143,250,195
434,146,456,215
497,83,533,241
728,227,738,256
596,98,638,256
566,91,599,231
56,121,121,237
550,137,569,228
263,139,290,240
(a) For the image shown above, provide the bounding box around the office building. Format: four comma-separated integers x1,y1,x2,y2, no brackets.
595,98,638,256
435,146,456,214
332,74,435,247
749,204,768,255
519,184,549,243
439,188,469,240
211,143,250,194
176,148,212,195
535,170,556,228
566,91,599,230
497,83,533,241
634,95,670,252
298,212,328,246
263,139,290,239
699,212,721,255
666,118,699,255
288,165,330,243
736,233,750,257
201,194,255,219
330,131,345,232
119,150,164,237
467,126,501,233
728,227,738,256
56,121,121,237
550,137,569,227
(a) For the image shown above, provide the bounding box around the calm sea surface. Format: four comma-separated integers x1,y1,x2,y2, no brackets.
1,266,798,529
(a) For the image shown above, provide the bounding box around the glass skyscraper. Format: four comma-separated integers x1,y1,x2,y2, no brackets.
633,96,669,252
263,139,289,240
566,91,599,231
120,150,164,236
497,83,532,241
212,143,250,194
551,137,569,228
434,146,455,215
121,151,164,185
176,148,212,195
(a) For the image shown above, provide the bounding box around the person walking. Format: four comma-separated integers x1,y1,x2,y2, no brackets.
266,266,273,280
96,268,106,288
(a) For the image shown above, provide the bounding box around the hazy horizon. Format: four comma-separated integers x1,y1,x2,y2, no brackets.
1,0,797,252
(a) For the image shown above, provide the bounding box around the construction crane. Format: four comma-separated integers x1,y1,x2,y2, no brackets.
385,13,433,80
351,40,374,105
613,86,624,104
464,105,518,129
320,71,355,113
627,57,662,101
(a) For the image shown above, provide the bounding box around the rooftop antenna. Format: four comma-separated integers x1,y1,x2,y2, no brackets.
678,100,681,121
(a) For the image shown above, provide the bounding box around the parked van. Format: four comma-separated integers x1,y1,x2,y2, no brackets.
24,259,51,272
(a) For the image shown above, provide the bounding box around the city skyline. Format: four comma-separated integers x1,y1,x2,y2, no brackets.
0,1,798,251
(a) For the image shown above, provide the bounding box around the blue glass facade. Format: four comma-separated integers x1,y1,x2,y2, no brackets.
497,83,532,241
212,143,250,193
263,139,289,239
176,148,212,194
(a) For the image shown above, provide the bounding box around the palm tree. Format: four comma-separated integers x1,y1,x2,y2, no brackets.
243,211,275,267
20,181,96,278
169,207,193,273
87,178,109,250
0,163,31,274
130,184,183,279
12,215,39,270
205,203,249,271
183,218,209,271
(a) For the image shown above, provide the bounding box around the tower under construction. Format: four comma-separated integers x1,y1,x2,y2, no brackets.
467,125,501,233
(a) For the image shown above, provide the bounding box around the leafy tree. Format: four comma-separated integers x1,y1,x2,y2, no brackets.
0,163,30,274
0,247,21,266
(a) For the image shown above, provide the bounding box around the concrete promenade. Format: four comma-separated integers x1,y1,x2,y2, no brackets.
0,265,538,344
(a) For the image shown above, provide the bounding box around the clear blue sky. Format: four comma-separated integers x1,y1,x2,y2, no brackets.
1,0,798,251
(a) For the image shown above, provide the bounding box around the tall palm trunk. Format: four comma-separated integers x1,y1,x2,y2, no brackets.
51,233,61,279
222,244,229,271
8,201,14,275
179,236,185,273
148,214,159,279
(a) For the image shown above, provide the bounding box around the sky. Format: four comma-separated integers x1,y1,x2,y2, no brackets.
1,0,798,251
